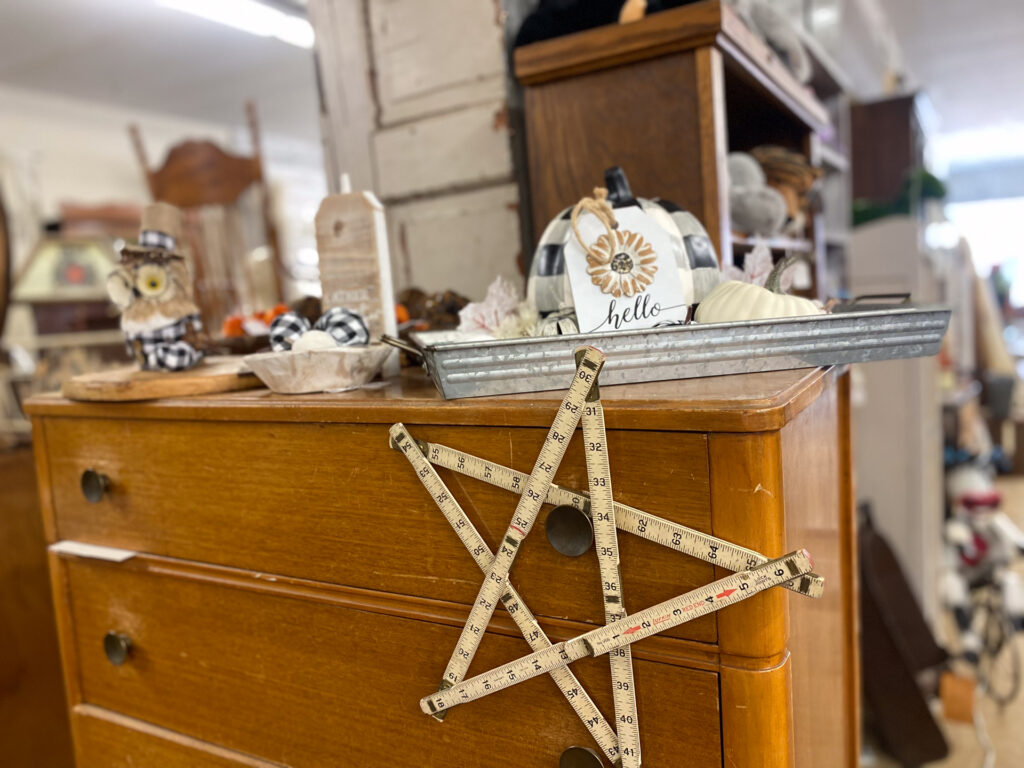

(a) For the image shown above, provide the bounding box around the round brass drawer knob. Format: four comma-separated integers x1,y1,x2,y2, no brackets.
80,469,110,503
560,746,603,768
103,632,132,666
545,504,593,557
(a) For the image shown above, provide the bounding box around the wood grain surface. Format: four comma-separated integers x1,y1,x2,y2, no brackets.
61,356,261,402
837,372,861,767
696,46,731,262
782,377,850,767
73,705,285,768
45,420,717,644
30,365,830,434
66,558,723,767
514,0,721,84
523,51,707,247
0,448,74,768
710,430,789,663
513,0,828,131
720,655,795,768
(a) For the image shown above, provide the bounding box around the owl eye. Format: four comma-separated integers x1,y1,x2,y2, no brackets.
136,264,167,296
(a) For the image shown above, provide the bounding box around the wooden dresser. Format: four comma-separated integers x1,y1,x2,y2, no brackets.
28,366,858,767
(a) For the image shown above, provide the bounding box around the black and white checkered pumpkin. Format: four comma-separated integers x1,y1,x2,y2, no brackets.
527,168,721,315
269,308,370,352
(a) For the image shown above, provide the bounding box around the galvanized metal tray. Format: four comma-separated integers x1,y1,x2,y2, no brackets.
407,305,950,400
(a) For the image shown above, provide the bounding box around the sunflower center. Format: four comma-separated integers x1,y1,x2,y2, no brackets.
610,252,634,274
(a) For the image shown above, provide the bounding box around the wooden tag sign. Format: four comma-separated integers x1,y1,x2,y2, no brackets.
315,185,398,371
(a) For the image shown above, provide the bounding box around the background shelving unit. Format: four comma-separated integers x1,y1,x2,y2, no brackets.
730,233,814,253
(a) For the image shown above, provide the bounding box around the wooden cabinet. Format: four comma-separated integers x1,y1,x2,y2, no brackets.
850,94,925,203
514,0,847,301
29,366,858,767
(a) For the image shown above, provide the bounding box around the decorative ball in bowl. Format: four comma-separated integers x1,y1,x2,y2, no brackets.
243,307,391,394
244,344,393,394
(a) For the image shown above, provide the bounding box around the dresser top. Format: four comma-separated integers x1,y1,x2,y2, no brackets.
28,366,833,433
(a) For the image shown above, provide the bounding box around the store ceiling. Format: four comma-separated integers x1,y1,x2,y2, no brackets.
1,0,1020,160
0,0,320,142
885,0,1024,135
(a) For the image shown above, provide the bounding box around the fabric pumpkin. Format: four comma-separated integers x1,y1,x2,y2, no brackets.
527,168,721,315
694,254,823,323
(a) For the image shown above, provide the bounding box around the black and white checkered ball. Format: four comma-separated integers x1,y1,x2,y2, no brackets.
526,197,721,315
270,308,370,352
316,307,370,346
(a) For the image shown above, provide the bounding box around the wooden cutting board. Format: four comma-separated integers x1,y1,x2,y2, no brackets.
62,356,263,402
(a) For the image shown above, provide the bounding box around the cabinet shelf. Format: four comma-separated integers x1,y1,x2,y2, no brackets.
818,143,850,173
730,234,814,253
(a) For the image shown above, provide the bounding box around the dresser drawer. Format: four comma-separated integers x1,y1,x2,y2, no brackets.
45,417,716,643
65,557,722,767
72,704,284,767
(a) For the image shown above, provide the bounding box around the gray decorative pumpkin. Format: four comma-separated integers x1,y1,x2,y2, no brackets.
527,167,721,315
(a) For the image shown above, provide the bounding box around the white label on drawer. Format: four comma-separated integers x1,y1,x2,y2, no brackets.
49,540,136,562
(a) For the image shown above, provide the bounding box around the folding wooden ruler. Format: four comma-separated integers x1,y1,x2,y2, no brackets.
417,444,824,599
392,347,822,765
420,550,813,717
577,348,640,766
427,347,606,700
392,423,620,763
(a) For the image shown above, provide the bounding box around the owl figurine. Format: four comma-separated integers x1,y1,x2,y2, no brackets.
106,202,206,371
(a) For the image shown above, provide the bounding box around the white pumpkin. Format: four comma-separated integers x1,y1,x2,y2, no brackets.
527,168,721,314
694,254,823,323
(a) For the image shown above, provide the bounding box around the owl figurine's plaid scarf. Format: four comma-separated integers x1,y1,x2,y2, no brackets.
125,313,205,371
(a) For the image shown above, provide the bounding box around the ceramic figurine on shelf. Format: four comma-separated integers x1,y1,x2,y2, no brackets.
750,145,824,237
106,202,207,371
727,151,788,237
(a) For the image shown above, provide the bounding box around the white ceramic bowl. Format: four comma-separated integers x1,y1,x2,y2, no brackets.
244,344,393,394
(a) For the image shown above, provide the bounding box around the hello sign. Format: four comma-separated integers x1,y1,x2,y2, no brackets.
563,205,690,334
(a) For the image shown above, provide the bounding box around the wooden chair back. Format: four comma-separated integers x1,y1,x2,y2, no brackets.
128,102,283,327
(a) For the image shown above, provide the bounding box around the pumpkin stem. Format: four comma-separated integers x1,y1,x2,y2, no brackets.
765,253,800,294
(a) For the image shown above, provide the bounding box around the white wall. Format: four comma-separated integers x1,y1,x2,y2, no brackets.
0,82,326,290
0,83,235,222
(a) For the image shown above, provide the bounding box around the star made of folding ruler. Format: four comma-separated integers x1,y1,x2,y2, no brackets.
391,347,823,767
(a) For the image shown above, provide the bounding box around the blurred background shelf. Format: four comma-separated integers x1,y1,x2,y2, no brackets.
730,234,815,253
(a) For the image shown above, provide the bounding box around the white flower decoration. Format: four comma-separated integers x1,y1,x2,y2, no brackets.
586,229,658,298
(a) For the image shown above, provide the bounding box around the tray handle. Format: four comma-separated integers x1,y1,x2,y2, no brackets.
380,334,424,360
849,293,911,305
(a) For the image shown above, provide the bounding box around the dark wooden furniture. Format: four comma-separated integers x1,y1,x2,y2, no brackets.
129,102,283,326
0,447,74,767
850,94,924,203
514,0,849,300
29,367,858,766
